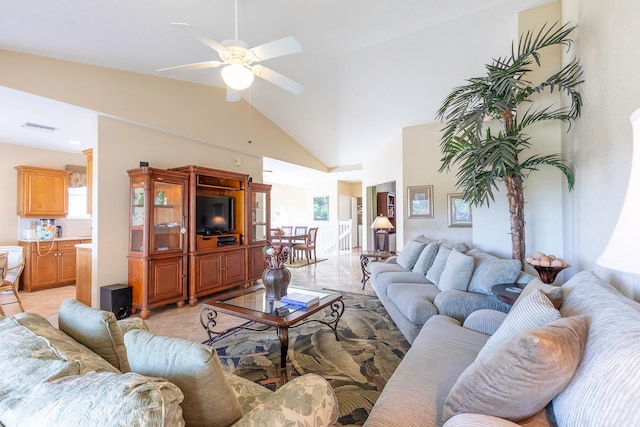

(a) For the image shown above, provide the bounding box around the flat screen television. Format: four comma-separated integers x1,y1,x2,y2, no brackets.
195,195,234,235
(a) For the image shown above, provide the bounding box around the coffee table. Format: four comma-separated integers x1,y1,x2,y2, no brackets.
200,286,344,383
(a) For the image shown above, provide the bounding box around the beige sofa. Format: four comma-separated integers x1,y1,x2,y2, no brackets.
364,270,640,426
369,236,533,343
0,299,338,426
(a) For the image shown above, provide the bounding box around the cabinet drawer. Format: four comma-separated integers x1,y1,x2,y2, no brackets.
57,240,82,251
30,241,55,252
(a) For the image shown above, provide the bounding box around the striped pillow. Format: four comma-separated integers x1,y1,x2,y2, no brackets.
476,289,560,361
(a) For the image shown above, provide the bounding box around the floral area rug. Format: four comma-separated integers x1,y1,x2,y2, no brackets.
214,290,410,426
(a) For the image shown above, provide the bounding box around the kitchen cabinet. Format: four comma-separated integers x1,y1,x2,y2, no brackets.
127,167,189,319
76,244,92,306
19,239,91,292
16,166,70,218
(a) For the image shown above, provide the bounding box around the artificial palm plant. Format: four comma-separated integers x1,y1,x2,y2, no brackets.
436,22,583,268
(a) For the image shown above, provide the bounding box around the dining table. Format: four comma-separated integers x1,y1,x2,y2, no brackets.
270,233,308,263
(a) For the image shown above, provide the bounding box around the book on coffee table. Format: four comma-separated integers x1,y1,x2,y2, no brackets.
281,292,320,307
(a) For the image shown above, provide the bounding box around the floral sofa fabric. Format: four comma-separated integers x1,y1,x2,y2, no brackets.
0,299,338,427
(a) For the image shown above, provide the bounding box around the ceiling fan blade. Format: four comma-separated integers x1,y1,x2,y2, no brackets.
249,36,302,62
226,88,241,102
252,65,305,95
171,23,229,56
156,60,223,73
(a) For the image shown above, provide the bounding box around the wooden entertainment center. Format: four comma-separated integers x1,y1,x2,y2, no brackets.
127,165,270,318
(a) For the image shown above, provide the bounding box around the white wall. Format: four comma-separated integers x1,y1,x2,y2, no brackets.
562,0,640,298
270,184,307,228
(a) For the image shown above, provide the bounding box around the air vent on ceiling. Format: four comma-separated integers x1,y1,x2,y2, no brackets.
21,122,57,132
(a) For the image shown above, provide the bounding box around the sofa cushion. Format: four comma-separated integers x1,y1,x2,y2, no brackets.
438,240,471,253
374,271,431,291
0,371,185,427
368,261,408,281
387,283,440,324
476,289,560,361
396,240,427,270
411,241,439,275
58,298,131,372
438,250,474,292
513,278,564,309
443,315,588,422
124,329,243,427
412,234,438,245
553,271,640,427
426,246,452,284
466,249,522,295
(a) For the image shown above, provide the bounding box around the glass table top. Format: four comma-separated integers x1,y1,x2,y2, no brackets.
220,287,332,316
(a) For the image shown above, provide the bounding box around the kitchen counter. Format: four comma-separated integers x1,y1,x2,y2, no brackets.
19,236,92,243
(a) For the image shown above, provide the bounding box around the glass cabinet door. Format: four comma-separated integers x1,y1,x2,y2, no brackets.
152,181,184,253
252,190,267,243
130,181,145,253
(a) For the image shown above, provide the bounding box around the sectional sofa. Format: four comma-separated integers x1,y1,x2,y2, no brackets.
368,235,534,343
0,299,338,426
365,270,640,426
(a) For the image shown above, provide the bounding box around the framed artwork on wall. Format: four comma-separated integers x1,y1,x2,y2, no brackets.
313,196,329,221
407,185,433,218
447,193,472,227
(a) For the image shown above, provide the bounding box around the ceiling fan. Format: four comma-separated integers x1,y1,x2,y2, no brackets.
157,0,304,102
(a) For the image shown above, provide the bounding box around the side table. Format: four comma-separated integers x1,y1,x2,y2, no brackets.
360,251,395,289
491,283,524,306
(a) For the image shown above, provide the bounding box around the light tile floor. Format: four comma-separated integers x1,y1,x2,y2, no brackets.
3,250,377,342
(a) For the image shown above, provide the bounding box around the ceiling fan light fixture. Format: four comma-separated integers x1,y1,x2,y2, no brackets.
221,64,254,90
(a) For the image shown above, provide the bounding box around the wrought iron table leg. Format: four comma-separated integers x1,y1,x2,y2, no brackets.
360,255,371,289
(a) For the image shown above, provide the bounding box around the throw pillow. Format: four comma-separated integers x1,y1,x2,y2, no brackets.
124,329,243,427
513,279,564,309
57,298,131,372
437,250,474,292
412,242,439,275
466,249,522,295
443,315,588,422
426,246,451,284
476,289,560,361
396,240,427,270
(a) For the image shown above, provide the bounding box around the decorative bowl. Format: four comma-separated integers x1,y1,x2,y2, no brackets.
528,264,569,284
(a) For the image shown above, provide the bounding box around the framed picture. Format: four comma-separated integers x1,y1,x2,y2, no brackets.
448,193,472,228
407,185,433,218
313,196,329,221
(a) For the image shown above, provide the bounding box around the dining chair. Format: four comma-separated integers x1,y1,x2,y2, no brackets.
270,228,284,245
292,227,319,264
280,226,293,236
0,246,26,316
292,226,308,244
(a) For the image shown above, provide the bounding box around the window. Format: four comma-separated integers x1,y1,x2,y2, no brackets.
68,187,90,218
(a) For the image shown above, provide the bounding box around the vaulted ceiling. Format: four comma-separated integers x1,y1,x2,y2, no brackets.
0,0,552,180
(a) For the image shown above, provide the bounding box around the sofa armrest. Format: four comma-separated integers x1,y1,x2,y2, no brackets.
117,317,149,335
443,413,521,427
463,309,508,335
434,290,511,322
232,373,338,427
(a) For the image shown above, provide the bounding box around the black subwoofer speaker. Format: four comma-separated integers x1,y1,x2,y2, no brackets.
100,284,132,320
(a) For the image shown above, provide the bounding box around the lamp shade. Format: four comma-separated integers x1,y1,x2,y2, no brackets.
371,215,394,229
221,64,254,90
597,107,640,274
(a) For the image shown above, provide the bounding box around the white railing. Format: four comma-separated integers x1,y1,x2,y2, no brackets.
311,221,354,255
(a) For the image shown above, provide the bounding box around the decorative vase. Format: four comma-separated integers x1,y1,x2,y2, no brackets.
261,267,291,300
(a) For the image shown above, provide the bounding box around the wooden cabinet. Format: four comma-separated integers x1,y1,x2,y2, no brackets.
76,244,92,306
83,149,93,215
15,166,70,218
19,239,89,292
377,191,396,233
247,183,271,282
127,167,189,319
170,165,249,305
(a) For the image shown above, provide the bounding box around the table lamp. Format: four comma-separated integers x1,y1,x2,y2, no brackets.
597,108,640,274
371,215,394,252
